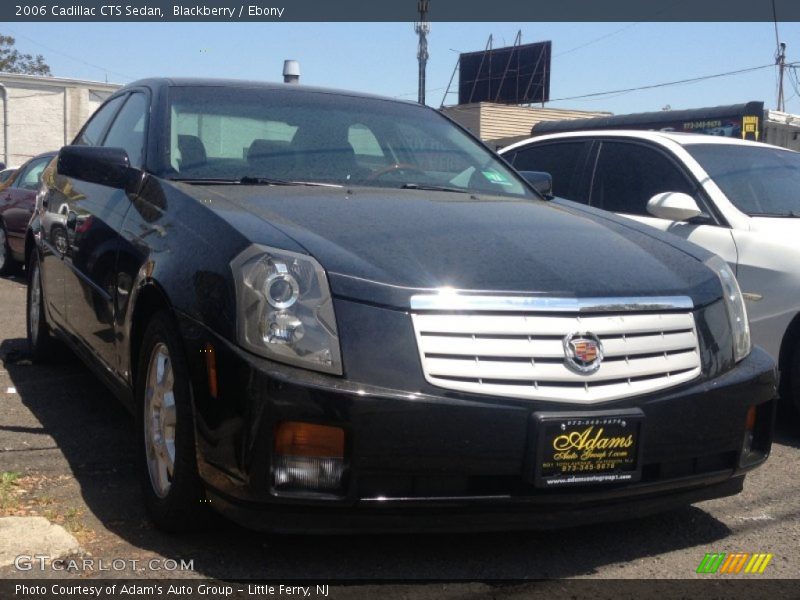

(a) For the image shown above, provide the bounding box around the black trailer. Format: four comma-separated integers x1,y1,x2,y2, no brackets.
532,101,765,142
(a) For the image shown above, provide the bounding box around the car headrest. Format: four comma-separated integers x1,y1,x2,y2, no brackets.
247,139,298,179
177,135,207,170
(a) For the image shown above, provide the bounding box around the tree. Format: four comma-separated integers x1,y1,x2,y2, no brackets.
0,35,51,76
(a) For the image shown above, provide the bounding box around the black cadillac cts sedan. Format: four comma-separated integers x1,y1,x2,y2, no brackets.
26,78,776,533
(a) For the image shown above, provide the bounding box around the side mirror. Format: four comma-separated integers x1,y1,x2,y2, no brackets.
518,170,554,199
57,146,132,189
646,192,703,221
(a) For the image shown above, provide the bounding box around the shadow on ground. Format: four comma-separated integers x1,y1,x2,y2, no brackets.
1,334,765,580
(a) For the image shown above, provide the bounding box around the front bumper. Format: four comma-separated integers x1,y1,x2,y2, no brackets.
177,314,777,533
207,474,744,534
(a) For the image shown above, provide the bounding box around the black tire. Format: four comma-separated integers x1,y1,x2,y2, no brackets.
0,222,20,276
26,250,57,362
135,311,211,531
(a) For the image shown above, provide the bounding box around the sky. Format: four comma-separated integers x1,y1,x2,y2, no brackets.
4,21,800,115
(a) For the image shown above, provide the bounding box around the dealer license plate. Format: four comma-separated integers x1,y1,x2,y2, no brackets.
533,410,644,488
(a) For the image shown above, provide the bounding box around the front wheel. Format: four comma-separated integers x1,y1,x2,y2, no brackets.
136,311,211,531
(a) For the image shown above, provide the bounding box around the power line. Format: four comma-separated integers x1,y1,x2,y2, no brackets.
787,66,800,104
553,22,641,59
546,63,781,103
403,61,780,105
6,31,135,82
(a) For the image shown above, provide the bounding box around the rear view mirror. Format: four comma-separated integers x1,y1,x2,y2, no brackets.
519,171,554,199
647,192,703,221
57,145,132,189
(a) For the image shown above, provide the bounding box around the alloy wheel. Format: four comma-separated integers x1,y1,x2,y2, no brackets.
143,342,177,498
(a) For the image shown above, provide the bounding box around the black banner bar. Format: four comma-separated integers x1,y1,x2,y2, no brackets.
3,0,800,22
2,579,800,599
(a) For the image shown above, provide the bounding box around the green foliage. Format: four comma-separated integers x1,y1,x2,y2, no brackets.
0,35,51,76
0,471,21,510
0,471,20,486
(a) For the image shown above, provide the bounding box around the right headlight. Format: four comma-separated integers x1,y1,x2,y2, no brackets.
231,244,342,375
705,255,751,362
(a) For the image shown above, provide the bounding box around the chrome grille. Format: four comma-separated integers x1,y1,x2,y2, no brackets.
410,295,701,403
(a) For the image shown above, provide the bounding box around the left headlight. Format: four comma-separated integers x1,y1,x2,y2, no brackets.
231,244,342,374
705,255,751,362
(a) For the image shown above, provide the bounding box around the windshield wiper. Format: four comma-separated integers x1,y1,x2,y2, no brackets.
172,177,240,184
240,176,344,188
239,176,302,186
400,183,471,194
172,177,298,186
173,176,343,188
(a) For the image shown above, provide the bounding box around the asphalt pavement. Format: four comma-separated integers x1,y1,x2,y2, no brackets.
0,271,798,588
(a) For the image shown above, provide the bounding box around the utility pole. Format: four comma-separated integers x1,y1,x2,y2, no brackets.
415,0,430,105
776,41,786,111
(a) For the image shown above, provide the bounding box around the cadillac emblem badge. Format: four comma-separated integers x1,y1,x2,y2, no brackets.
563,332,604,374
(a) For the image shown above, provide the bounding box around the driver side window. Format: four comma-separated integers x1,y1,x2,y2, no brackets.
102,92,148,169
74,94,127,146
590,142,697,216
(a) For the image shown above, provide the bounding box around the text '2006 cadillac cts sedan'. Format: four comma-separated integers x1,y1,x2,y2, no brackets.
25,78,776,533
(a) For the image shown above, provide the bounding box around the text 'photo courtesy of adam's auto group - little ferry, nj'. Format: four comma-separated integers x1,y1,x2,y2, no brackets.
1,2,800,599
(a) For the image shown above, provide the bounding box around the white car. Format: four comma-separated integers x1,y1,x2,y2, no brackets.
501,131,800,411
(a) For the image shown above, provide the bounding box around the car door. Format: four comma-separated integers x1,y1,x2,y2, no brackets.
503,140,592,201
61,91,147,371
1,155,52,256
41,94,128,327
587,139,738,267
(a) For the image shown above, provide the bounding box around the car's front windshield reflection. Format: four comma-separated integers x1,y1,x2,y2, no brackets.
164,86,533,199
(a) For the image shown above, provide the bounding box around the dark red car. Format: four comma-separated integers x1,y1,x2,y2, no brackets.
0,152,56,275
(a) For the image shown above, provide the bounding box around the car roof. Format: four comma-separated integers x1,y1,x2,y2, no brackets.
123,77,418,106
501,129,796,153
19,151,58,165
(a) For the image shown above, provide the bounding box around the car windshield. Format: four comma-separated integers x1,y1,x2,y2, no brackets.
685,143,800,217
164,86,533,198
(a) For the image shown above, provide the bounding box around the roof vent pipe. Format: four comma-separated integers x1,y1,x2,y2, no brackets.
283,60,300,84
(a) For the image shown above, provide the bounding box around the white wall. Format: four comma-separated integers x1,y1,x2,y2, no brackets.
0,74,119,167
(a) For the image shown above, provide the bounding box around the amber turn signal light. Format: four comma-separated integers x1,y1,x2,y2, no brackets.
273,422,346,493
274,422,345,458
745,406,757,432
741,405,758,460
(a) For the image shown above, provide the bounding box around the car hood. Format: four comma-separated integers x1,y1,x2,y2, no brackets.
748,216,800,234
194,185,721,309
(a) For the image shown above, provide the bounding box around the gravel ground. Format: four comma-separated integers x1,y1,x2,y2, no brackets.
0,271,798,588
